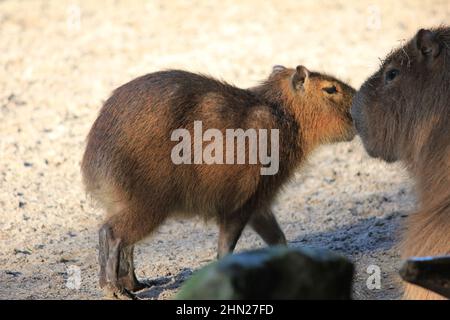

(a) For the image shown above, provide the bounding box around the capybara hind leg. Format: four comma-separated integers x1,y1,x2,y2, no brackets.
98,212,160,299
249,210,287,246
217,211,251,259
117,245,147,291
98,224,136,299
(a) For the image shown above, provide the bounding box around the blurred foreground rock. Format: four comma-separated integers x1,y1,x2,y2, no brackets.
400,256,450,299
176,246,354,300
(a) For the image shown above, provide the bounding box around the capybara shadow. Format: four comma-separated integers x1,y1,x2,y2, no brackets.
135,268,193,300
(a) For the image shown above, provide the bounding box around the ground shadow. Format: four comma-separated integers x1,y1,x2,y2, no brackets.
135,210,407,299
290,210,406,256
136,268,193,299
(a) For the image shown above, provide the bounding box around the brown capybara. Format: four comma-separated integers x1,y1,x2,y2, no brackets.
351,27,450,300
82,65,356,298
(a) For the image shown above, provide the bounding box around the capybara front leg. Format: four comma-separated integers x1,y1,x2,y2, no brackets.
217,212,251,259
249,210,287,246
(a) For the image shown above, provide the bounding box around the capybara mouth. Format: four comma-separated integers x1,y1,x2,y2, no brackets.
365,147,381,159
380,153,398,163
363,143,398,163
345,130,356,142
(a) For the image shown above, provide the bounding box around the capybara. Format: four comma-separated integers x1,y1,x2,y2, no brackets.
82,65,356,298
351,27,450,300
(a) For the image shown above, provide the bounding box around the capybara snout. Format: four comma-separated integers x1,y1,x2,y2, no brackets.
268,66,356,144
351,27,449,164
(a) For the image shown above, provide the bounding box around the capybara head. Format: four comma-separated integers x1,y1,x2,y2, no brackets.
269,65,356,146
351,27,450,163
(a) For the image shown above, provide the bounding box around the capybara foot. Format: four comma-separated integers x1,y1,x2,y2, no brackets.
102,284,137,300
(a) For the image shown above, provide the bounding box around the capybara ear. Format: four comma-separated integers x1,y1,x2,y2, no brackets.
415,29,441,59
272,65,286,73
292,65,309,91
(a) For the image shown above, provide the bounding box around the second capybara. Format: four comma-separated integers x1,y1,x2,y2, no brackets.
351,26,450,300
82,65,356,298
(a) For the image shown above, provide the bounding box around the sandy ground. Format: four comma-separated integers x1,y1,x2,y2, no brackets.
0,0,448,300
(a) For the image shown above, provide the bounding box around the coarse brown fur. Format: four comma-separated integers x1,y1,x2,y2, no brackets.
82,65,355,298
351,26,450,300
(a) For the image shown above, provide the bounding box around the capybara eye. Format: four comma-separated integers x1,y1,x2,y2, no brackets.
385,69,399,84
323,85,338,94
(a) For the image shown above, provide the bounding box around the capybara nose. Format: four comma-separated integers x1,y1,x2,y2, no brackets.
350,94,362,133
351,109,360,133
350,98,357,120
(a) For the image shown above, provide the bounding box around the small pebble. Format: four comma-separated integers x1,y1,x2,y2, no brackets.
14,249,31,255
67,231,77,237
5,270,22,277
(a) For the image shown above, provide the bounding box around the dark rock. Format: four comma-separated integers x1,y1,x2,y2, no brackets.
176,246,354,300
7,94,26,106
400,256,450,298
67,231,77,237
5,270,22,277
14,249,31,255
59,258,77,263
